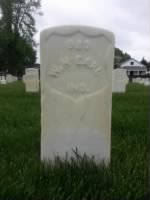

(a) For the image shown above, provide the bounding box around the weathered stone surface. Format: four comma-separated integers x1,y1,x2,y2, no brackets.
40,26,115,163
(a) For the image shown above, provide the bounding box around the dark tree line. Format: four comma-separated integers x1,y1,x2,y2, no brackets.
114,48,131,68
0,0,41,75
140,57,150,71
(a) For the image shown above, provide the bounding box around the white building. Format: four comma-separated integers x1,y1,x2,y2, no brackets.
120,58,147,76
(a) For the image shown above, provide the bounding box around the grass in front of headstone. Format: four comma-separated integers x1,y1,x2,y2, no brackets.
0,82,149,200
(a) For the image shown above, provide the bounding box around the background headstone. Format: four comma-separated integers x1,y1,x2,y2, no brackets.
112,68,128,93
135,78,141,83
144,78,150,86
139,78,144,84
40,26,115,163
6,74,17,83
23,68,39,92
0,76,7,85
135,78,144,84
132,78,136,83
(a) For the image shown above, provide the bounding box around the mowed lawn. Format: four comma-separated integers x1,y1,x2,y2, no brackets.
0,82,149,200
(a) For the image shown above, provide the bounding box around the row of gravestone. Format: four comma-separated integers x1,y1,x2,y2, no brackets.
0,75,18,84
132,77,150,86
23,68,130,93
4,26,150,164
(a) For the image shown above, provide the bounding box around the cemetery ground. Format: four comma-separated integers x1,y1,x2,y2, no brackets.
0,82,149,200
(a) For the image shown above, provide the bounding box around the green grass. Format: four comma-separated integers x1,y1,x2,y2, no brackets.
0,82,149,200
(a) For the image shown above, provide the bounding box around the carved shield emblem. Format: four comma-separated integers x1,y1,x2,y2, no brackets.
41,26,114,101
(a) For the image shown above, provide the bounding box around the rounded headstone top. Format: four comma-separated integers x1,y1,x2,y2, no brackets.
40,25,115,44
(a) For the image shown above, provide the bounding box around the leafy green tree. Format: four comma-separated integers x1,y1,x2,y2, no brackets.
114,48,131,68
0,0,41,75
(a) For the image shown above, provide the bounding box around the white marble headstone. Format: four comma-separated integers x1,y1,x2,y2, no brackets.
132,78,137,83
6,74,17,83
40,26,115,163
0,76,7,85
23,68,39,92
144,78,150,86
132,79,135,83
112,68,128,93
140,78,145,84
135,78,141,83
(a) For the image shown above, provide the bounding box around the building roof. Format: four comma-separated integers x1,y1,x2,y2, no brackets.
120,58,146,67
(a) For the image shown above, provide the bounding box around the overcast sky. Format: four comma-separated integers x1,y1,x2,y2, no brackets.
35,0,150,63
